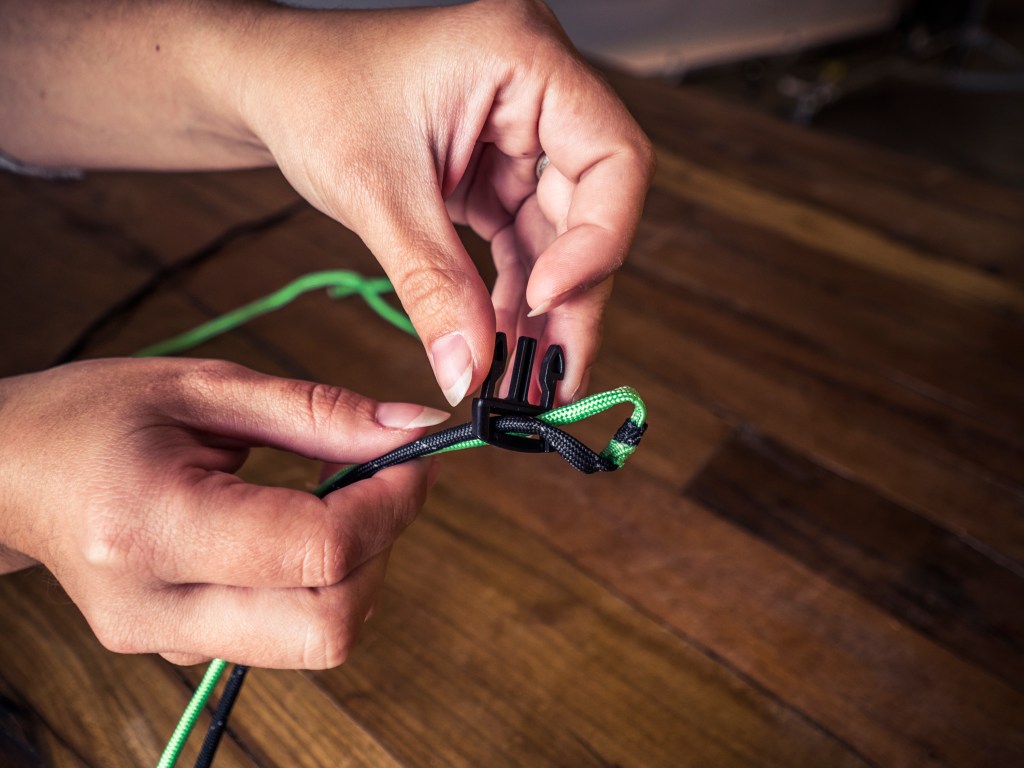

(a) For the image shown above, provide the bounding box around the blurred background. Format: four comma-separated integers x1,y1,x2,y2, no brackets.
290,0,1024,188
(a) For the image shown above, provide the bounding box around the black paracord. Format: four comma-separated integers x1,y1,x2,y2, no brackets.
320,414,626,493
193,413,636,768
193,665,248,768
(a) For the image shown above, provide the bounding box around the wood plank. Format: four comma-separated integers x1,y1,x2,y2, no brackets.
685,428,1024,689
605,270,1024,565
0,571,258,768
0,181,152,376
632,189,1024,436
651,146,1024,313
172,665,405,768
0,167,306,374
605,69,1024,278
0,671,89,768
5,168,301,266
86,207,449,408
296,483,868,768
451,446,1024,767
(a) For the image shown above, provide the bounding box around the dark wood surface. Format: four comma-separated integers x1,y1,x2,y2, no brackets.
2,68,1023,767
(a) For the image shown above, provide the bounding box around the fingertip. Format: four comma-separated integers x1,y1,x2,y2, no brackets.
425,456,442,489
526,300,552,319
429,332,475,406
527,287,576,318
160,652,211,667
375,402,450,430
568,367,592,405
356,456,433,506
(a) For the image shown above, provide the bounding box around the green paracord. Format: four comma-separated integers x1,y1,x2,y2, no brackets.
151,270,647,767
137,270,414,359
156,660,227,768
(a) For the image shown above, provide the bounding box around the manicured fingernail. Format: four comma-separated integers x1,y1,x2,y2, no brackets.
375,402,451,429
527,289,572,318
526,300,553,318
429,332,473,406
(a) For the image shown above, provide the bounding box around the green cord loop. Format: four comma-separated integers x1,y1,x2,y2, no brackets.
136,271,413,358
314,387,646,494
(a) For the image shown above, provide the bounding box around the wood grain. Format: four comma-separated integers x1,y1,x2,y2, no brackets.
685,429,1024,690
448,435,1024,768
604,267,1024,565
2,67,1023,767
299,484,868,768
603,69,1024,278
0,571,257,768
652,147,1024,313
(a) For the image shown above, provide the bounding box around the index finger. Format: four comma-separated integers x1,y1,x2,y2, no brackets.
526,63,655,313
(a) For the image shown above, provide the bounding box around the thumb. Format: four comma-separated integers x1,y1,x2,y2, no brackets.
357,170,496,407
166,361,449,463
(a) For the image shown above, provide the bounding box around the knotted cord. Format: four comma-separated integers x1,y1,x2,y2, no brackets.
145,271,648,768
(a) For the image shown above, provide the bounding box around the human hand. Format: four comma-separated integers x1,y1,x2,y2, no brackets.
0,359,444,668
1,0,650,404
241,0,655,405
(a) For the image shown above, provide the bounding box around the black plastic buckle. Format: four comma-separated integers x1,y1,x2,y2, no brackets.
471,332,565,453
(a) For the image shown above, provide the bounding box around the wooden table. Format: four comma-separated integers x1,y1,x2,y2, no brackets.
2,69,1023,767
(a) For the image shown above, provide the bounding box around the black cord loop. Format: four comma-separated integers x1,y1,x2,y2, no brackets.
193,412,640,768
318,414,623,495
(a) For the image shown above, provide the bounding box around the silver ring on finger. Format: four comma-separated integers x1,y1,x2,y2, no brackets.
535,152,550,180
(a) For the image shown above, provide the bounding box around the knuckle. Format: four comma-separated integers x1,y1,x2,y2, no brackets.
636,133,657,181
302,602,356,669
612,133,656,188
170,359,247,417
291,380,373,442
396,263,473,324
300,521,354,588
177,359,246,398
498,0,562,39
396,478,426,530
80,511,146,574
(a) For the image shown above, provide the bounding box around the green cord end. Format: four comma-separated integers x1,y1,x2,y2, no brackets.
600,439,637,469
314,465,357,498
157,658,228,768
538,386,647,470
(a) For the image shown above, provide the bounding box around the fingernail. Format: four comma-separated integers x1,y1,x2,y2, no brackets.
429,332,473,406
375,402,451,429
526,300,553,318
527,289,572,318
